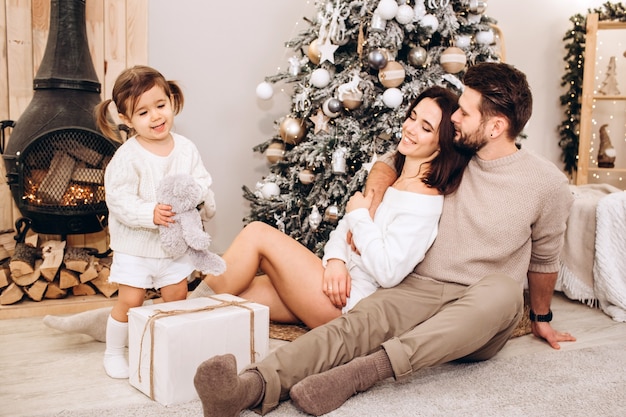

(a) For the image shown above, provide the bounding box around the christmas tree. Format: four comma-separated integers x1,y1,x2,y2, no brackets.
245,0,501,256
598,56,620,96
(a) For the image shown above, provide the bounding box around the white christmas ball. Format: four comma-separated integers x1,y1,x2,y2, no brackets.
420,14,439,33
382,88,403,108
310,68,331,88
395,4,414,25
469,0,488,14
255,81,274,100
468,13,482,24
455,35,472,49
413,2,426,19
475,30,495,45
260,182,280,199
376,0,398,20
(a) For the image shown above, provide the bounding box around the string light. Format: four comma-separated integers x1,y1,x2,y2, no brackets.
559,4,626,186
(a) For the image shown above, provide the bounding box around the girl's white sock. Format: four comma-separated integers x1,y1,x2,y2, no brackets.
103,315,129,379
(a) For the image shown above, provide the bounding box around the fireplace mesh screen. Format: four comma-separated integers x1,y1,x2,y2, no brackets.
20,128,117,214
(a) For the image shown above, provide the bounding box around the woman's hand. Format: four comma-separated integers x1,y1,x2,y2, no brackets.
323,259,351,308
154,203,175,226
346,191,374,214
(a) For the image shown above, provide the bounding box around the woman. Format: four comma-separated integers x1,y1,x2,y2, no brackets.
200,85,470,328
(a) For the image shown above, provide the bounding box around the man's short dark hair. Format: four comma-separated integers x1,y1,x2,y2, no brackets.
463,62,532,139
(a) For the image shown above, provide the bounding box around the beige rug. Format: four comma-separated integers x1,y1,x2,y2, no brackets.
28,342,626,417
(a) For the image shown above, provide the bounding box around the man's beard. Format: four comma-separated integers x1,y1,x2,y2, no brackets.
453,126,488,156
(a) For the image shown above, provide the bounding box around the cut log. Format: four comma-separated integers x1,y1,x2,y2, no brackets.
79,261,98,283
9,243,39,277
57,139,103,166
0,265,9,289
72,283,97,296
71,167,104,184
38,151,76,204
59,268,80,290
0,246,9,262
24,279,49,302
91,268,118,298
12,259,43,286
64,247,91,273
97,255,113,269
0,283,24,305
40,240,66,281
44,282,67,299
0,230,16,255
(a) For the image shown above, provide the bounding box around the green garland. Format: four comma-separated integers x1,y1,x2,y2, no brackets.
559,2,626,175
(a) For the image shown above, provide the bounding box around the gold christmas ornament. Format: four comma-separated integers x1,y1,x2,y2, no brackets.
324,204,340,223
440,47,467,74
307,39,322,65
279,117,307,145
342,90,364,110
378,61,406,88
298,168,315,184
265,141,285,164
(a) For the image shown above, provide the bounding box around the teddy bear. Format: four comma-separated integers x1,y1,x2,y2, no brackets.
156,174,226,276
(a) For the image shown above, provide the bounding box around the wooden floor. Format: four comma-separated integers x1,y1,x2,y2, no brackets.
1,292,625,417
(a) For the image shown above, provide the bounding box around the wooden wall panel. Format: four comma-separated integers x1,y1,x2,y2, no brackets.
86,0,105,92
103,0,126,101
0,0,148,243
125,0,147,67
0,0,9,121
30,0,48,74
6,0,34,119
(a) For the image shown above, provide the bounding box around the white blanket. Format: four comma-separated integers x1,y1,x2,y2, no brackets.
593,190,626,322
556,184,620,304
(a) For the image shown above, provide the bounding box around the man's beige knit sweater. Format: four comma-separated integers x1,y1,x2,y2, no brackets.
387,148,574,288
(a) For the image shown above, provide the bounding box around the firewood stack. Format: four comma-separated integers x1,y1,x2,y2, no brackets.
0,237,117,305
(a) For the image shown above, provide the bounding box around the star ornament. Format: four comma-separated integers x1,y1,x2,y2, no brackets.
318,39,339,64
309,109,331,134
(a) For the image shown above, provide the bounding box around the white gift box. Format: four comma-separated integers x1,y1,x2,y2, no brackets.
128,294,269,406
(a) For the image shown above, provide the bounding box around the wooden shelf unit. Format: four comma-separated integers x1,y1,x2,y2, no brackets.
576,13,626,186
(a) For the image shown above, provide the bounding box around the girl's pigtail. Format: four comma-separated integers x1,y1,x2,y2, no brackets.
168,81,184,115
95,99,125,142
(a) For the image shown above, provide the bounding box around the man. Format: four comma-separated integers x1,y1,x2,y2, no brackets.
193,62,576,417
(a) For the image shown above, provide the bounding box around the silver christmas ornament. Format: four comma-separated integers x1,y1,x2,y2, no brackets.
408,46,428,67
368,49,388,70
308,206,322,230
332,147,347,174
371,12,387,32
323,98,342,118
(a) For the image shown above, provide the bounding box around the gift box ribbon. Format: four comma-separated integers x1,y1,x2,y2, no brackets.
137,296,257,400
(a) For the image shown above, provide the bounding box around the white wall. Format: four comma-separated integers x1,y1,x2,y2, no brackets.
487,0,608,164
148,0,607,252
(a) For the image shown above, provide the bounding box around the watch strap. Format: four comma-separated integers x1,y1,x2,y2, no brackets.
529,309,553,322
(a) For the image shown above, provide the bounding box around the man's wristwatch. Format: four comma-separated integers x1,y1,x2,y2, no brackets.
529,309,553,322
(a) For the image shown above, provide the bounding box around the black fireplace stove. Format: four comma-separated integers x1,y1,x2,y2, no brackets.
1,0,120,237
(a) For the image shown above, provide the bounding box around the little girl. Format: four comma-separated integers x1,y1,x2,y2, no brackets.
95,65,216,378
